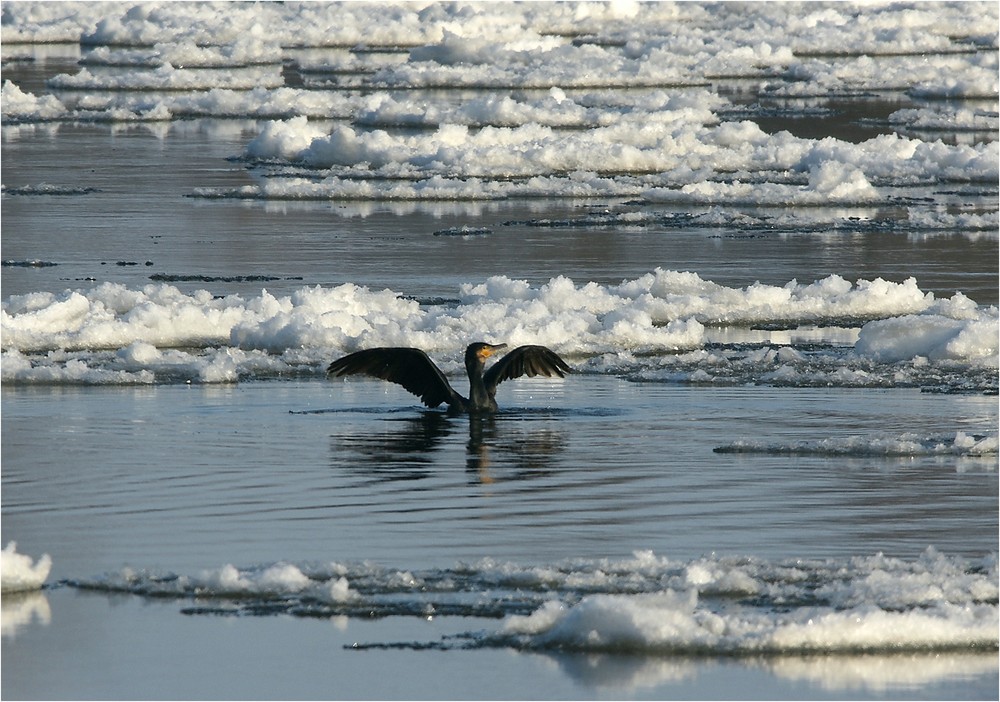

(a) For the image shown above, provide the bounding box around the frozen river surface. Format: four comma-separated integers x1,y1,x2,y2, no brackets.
2,2,998,700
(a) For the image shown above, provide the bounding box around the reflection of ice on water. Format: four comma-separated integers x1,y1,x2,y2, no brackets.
330,410,570,486
0,591,52,640
768,652,999,693
545,651,700,690
545,651,999,694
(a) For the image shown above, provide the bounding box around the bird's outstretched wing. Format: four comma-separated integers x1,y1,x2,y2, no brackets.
327,347,463,408
483,345,571,391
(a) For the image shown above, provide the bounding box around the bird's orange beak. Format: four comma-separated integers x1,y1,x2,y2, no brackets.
478,343,507,360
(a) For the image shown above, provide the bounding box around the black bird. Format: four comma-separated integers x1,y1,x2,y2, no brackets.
326,342,571,413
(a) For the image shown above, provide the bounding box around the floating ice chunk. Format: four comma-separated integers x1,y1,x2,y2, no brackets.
683,560,760,595
902,210,1000,243
117,340,161,365
0,542,52,593
245,116,330,160
325,577,357,603
806,162,879,200
201,562,312,595
86,38,282,68
954,431,1000,456
227,103,998,200
856,309,999,363
258,563,312,591
0,80,67,122
198,348,241,383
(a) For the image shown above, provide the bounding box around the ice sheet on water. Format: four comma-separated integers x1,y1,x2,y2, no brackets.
614,346,999,395
47,65,285,92
885,106,1000,134
78,38,283,68
1,259,59,268
1,271,995,390
219,117,995,203
715,432,999,459
8,3,990,91
504,205,998,240
2,182,100,196
773,51,998,99
4,3,992,54
66,548,998,655
1,81,366,122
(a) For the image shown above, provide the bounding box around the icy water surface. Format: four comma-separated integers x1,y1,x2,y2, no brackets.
3,379,998,699
2,2,998,700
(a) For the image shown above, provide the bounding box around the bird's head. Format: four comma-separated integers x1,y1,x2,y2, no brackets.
465,342,507,367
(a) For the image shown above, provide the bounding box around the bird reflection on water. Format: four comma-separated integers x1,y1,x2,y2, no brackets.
331,411,567,485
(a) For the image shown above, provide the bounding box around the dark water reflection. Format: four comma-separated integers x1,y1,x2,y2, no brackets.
464,415,566,485
330,411,570,486
332,412,453,482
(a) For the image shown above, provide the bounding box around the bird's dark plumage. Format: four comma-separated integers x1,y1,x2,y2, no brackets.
327,342,571,413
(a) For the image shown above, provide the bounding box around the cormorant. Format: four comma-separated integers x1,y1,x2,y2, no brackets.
326,342,571,413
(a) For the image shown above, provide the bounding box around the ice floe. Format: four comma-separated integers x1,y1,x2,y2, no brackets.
67,548,999,654
2,271,995,390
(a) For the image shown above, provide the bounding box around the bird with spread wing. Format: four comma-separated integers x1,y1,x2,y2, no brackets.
327,342,571,413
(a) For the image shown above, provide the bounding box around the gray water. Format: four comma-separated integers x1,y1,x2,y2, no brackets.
2,44,998,701
4,379,996,576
